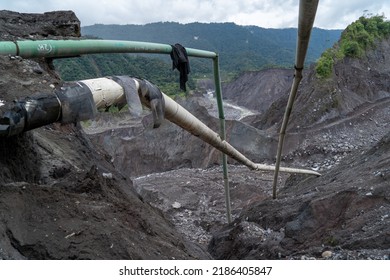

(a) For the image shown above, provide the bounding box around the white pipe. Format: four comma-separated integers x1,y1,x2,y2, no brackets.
134,79,319,175
81,77,126,110
161,91,320,176
79,77,320,176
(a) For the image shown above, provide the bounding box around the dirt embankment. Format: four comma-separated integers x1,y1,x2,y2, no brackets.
0,10,209,260
205,36,390,259
241,38,390,132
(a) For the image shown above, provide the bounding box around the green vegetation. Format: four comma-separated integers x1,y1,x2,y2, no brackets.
315,15,390,78
315,49,335,79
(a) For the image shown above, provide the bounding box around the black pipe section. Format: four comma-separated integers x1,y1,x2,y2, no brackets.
55,82,96,123
24,94,62,130
136,78,165,128
0,83,96,137
0,94,61,137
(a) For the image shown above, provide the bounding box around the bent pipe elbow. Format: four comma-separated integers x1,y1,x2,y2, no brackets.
133,79,320,176
55,82,97,123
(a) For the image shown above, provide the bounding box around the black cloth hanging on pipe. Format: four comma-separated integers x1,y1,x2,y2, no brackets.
170,43,190,91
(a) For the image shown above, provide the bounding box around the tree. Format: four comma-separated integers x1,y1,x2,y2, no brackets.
315,14,390,78
341,40,362,57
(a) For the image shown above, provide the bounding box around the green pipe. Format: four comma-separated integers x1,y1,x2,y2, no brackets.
0,41,17,55
0,39,217,59
213,56,231,223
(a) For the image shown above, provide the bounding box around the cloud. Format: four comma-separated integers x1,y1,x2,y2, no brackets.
315,0,390,29
0,0,389,29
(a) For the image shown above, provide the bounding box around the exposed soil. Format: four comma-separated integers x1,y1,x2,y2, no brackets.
0,10,389,260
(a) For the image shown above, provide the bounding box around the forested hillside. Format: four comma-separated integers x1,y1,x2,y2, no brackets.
54,22,341,95
82,22,341,72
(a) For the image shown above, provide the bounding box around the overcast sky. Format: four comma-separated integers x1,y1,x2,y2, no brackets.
1,0,389,30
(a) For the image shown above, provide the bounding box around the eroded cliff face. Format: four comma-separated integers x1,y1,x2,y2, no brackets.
286,39,390,130
219,39,389,138
0,10,80,40
222,69,293,113
246,38,390,131
0,10,209,260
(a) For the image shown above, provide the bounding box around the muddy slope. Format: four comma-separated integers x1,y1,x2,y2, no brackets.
222,69,293,113
209,131,390,259
207,37,390,260
0,10,209,260
238,38,390,131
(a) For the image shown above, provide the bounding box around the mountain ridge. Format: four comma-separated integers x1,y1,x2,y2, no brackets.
81,22,342,74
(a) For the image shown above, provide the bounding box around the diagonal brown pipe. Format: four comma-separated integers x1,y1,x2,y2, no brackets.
132,79,321,176
272,0,320,199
